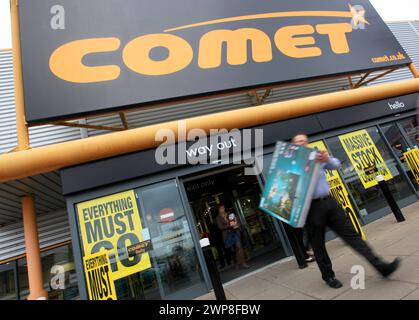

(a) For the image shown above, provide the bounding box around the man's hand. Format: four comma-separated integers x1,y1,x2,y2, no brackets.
316,150,330,163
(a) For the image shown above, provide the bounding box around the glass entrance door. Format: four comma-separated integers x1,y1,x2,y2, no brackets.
184,166,286,283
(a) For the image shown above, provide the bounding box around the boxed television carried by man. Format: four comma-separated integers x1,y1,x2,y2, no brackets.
259,141,320,228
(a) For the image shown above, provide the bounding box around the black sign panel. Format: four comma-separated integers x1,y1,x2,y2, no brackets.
317,92,418,130
19,0,411,123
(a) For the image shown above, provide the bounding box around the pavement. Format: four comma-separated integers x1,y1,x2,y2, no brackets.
196,201,419,300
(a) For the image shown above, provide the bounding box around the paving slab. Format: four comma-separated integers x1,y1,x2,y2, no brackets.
224,275,278,299
253,259,305,283
280,270,353,300
366,237,405,251
390,255,419,284
380,237,419,256
402,288,419,300
250,285,296,300
333,277,417,300
326,252,380,277
283,292,318,300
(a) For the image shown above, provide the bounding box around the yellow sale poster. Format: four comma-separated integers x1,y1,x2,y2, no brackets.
76,190,151,280
83,251,117,300
403,148,419,184
308,141,366,240
338,129,392,189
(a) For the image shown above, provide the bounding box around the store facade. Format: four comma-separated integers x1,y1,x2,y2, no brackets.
2,85,416,301
60,93,418,300
1,71,418,301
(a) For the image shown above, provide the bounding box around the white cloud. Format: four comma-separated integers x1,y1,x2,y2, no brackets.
369,0,419,21
0,0,12,49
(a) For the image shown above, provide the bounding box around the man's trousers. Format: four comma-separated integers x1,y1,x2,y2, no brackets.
305,196,383,280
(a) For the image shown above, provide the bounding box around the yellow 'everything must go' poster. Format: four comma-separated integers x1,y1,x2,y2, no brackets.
308,141,366,240
76,190,151,280
339,129,392,189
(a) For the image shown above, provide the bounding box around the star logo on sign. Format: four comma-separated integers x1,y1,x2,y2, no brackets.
349,4,369,27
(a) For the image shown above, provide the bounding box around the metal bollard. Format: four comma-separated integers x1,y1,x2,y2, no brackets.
376,175,405,222
200,238,227,300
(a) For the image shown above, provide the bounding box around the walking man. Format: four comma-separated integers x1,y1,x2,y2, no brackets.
292,133,400,288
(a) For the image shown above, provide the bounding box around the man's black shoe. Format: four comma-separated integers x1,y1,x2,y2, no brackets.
377,257,401,278
324,277,343,289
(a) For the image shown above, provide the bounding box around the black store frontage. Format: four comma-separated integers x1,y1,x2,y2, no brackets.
61,93,418,300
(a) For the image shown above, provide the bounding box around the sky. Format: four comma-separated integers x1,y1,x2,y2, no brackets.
1,0,419,49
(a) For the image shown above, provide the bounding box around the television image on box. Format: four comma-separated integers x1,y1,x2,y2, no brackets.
259,141,320,228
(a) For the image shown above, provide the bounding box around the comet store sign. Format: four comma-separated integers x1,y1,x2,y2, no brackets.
76,190,151,281
308,141,365,240
339,129,393,189
83,251,117,300
18,0,410,123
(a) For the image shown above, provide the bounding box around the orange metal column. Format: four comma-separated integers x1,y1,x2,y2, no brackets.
21,195,48,300
408,63,419,78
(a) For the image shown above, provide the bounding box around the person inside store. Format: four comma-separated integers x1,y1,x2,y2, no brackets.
291,133,401,288
209,211,232,270
215,203,250,269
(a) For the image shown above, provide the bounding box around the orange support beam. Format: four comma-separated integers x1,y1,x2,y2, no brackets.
21,195,48,300
0,77,418,183
409,63,419,78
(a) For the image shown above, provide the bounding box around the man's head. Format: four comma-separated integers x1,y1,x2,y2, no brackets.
292,133,308,147
218,204,227,217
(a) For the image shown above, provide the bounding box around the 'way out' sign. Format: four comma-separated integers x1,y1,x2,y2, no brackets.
17,0,410,123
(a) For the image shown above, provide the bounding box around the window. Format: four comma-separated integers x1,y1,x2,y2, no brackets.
381,122,418,191
82,181,207,300
0,262,17,300
399,117,418,147
123,180,207,300
18,244,79,300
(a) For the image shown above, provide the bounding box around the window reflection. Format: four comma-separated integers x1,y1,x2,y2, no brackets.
0,263,16,300
18,244,79,300
399,117,418,147
381,123,418,191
